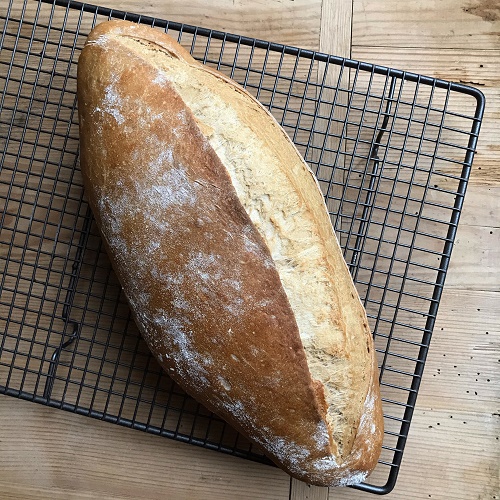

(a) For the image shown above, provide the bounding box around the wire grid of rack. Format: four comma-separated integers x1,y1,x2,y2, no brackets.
0,0,484,494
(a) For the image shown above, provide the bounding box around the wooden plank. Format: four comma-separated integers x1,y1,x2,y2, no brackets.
2,0,322,49
459,184,500,227
342,181,499,293
350,47,499,185
447,222,499,291
337,414,499,497
393,409,499,500
0,396,291,500
119,0,322,48
344,198,499,292
290,481,329,500
332,409,499,499
417,288,499,413
320,0,352,59
0,486,97,500
352,0,500,50
317,0,353,241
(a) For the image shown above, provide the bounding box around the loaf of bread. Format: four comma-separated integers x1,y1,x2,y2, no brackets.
77,20,383,486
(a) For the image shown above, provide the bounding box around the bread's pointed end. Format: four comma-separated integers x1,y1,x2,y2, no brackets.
84,19,194,63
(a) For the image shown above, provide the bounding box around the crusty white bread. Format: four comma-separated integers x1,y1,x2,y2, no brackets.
77,20,383,486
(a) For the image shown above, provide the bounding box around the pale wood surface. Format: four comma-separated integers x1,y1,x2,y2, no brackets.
1,0,499,499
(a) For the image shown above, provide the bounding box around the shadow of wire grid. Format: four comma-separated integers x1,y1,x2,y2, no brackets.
0,0,483,494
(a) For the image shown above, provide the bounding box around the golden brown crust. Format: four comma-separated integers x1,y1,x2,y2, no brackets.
77,20,383,486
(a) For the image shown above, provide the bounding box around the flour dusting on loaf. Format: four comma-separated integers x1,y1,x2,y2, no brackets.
118,36,368,456
77,20,384,487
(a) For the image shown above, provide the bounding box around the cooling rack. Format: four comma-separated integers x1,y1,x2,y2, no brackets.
0,0,484,494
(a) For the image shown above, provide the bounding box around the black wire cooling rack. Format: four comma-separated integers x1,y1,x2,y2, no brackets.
0,0,485,494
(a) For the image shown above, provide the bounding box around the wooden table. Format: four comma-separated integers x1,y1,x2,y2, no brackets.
1,1,498,498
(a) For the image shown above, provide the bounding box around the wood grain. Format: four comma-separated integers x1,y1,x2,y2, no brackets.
353,0,500,50
393,409,499,500
318,0,353,242
119,0,322,49
2,0,322,49
290,481,329,500
320,0,352,58
416,288,499,413
0,396,290,500
351,47,500,184
447,219,500,291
